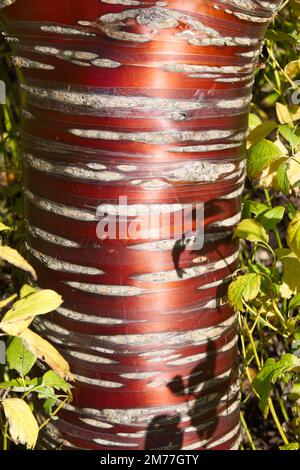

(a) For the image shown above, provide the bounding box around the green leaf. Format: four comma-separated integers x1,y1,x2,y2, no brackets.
287,212,300,258
249,201,269,217
37,386,55,400
285,59,300,80
253,354,300,416
42,370,72,394
228,273,261,312
266,30,298,45
279,125,300,150
0,289,63,336
275,248,292,259
6,337,36,376
20,284,37,299
288,382,300,401
19,328,74,381
276,161,290,194
247,139,282,179
280,443,300,451
248,121,277,146
233,219,268,244
256,206,285,232
262,92,280,107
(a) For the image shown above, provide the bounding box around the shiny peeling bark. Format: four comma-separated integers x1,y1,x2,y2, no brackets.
1,0,281,450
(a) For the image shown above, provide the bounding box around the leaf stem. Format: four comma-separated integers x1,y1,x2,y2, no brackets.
2,422,8,450
269,398,289,445
39,397,68,432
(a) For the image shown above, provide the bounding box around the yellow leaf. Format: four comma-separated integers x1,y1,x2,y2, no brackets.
276,102,300,124
0,223,11,232
287,212,300,258
0,246,37,280
273,137,289,156
0,289,63,336
287,153,300,187
233,219,268,244
285,60,300,80
2,398,39,449
280,252,300,295
20,328,74,381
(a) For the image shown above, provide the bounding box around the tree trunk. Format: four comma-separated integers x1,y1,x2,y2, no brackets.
1,0,281,450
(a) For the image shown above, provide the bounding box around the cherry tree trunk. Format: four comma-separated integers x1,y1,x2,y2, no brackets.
1,0,280,450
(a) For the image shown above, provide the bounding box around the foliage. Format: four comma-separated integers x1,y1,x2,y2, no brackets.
0,39,73,449
229,0,300,450
0,0,299,453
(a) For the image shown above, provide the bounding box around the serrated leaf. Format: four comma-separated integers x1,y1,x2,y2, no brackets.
0,246,36,280
233,219,268,244
42,370,72,394
247,121,277,146
6,337,36,376
279,125,300,149
0,289,63,336
247,139,282,179
253,354,300,416
2,398,39,449
228,273,261,312
287,212,300,258
248,113,262,131
256,206,285,232
284,59,300,80
19,328,74,381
